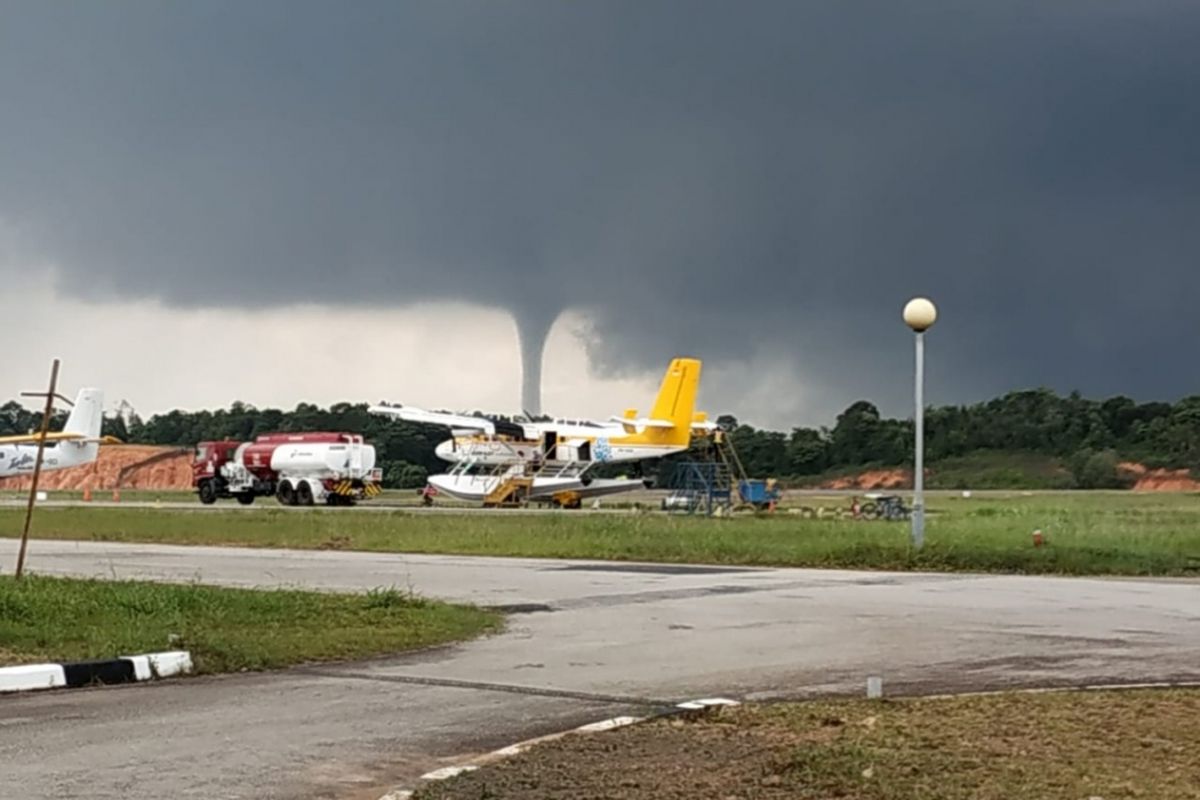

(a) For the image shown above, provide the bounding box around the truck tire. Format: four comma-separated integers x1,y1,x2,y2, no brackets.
296,481,315,506
198,479,218,505
277,480,297,506
235,493,255,506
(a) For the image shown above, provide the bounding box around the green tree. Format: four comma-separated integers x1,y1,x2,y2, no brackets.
1070,449,1129,490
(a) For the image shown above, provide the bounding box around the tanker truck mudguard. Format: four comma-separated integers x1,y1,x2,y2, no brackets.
193,432,384,506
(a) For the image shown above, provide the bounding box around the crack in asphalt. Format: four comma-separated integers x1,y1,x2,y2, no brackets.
489,574,978,614
293,667,673,708
553,563,759,576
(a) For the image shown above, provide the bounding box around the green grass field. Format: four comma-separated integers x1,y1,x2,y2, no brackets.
0,575,500,673
3,492,1200,576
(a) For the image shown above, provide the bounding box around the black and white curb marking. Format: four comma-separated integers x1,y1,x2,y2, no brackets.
378,698,740,799
0,650,193,694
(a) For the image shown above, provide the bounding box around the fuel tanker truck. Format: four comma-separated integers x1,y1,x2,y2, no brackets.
192,432,383,506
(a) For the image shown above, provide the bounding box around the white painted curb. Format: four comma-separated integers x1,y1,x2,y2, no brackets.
149,650,195,679
0,664,67,693
676,697,741,710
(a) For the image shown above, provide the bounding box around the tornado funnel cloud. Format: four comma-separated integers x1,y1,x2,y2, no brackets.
516,309,559,416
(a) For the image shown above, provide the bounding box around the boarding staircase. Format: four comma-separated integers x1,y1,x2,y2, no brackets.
483,473,534,507
446,429,600,508
482,460,595,507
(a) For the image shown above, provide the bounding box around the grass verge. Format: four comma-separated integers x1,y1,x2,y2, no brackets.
416,689,1200,800
0,575,501,673
3,492,1200,575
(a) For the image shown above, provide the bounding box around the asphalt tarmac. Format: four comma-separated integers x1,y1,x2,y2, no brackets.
2,540,1198,800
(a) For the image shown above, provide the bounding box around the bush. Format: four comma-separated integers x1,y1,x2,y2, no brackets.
382,461,429,489
1070,449,1131,489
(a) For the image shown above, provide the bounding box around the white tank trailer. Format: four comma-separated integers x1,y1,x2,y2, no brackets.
192,432,384,506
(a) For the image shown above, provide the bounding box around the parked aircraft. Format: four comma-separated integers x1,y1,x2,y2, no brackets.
0,388,108,479
369,358,712,505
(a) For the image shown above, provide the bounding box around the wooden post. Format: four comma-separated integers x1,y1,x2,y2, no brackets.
15,359,60,579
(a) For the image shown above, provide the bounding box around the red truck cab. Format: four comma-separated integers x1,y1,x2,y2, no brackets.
192,441,241,487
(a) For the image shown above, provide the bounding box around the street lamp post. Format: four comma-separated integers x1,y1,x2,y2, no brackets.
903,298,937,550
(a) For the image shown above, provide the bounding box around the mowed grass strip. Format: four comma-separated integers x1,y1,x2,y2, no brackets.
0,575,500,673
416,689,1200,800
3,492,1200,575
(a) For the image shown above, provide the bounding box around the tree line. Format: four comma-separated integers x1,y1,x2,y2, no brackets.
2,388,1197,489
707,390,1200,488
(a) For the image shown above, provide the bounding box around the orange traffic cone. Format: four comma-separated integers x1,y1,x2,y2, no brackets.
83,487,92,502
112,489,121,503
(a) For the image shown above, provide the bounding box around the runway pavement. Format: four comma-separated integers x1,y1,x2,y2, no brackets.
2,539,1198,800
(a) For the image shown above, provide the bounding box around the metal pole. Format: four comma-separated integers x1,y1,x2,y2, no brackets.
15,359,60,579
912,333,925,550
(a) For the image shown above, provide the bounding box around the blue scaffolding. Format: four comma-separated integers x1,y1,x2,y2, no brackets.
665,432,781,515
665,459,733,515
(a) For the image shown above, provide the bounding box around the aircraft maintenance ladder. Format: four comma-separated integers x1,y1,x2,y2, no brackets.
664,430,750,515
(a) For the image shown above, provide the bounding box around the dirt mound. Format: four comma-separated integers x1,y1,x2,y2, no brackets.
822,469,910,490
1124,466,1200,492
0,445,193,491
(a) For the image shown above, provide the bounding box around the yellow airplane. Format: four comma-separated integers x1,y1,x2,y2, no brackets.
370,358,713,503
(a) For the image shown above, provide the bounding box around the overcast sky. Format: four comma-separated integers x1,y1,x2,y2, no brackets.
2,1,1198,429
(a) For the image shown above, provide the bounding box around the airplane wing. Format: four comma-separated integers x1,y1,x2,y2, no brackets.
369,404,496,435
0,432,123,445
608,415,675,429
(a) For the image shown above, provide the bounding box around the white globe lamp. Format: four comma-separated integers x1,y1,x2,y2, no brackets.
903,297,938,333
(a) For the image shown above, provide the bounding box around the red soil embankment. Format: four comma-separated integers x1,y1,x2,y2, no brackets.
0,446,194,491
1119,462,1200,492
823,469,910,490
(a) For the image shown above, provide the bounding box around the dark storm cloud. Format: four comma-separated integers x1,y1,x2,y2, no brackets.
2,1,1199,416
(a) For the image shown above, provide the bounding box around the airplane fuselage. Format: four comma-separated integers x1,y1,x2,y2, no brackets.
0,442,90,479
433,425,683,466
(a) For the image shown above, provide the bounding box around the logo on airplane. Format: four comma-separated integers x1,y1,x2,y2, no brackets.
8,452,35,471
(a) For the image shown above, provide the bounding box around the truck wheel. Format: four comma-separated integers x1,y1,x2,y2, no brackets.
296,481,315,506
235,493,255,506
277,480,296,506
198,480,218,505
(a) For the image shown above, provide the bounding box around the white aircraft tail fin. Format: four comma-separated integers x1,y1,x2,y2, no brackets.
64,388,104,437
59,388,104,467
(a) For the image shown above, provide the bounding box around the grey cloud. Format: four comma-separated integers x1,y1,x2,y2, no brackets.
2,1,1199,417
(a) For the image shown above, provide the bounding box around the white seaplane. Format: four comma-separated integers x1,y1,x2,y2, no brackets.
0,388,110,479
369,358,714,506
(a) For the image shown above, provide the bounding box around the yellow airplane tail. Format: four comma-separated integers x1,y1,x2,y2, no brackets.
648,358,702,447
